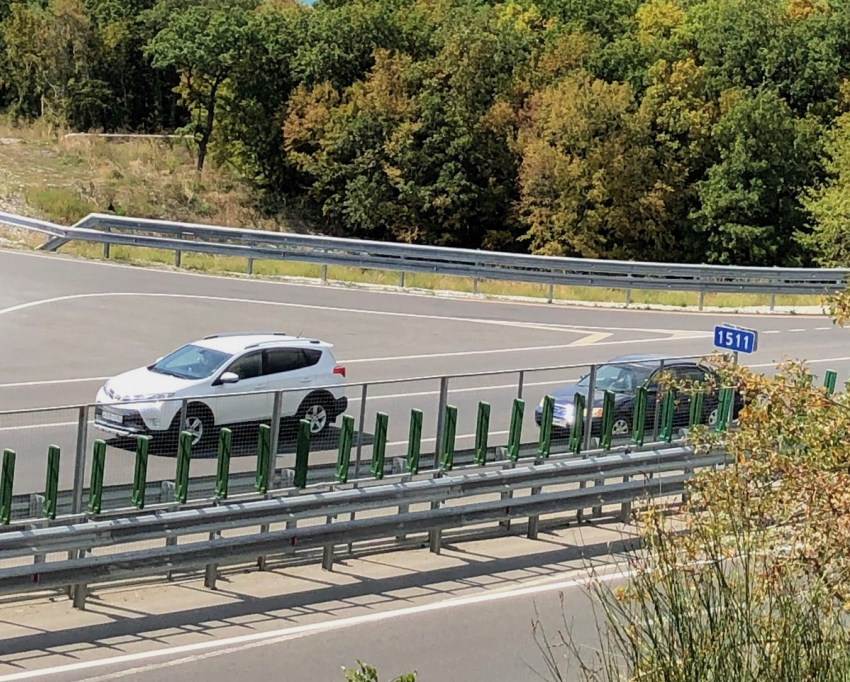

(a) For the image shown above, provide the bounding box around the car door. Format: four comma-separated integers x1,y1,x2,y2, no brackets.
209,351,270,425
263,348,317,417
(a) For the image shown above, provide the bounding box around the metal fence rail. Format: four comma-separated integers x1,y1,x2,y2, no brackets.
0,446,724,607
0,355,739,525
1,211,846,296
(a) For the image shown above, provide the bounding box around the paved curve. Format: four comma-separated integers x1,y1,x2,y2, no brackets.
0,247,847,494
0,248,845,681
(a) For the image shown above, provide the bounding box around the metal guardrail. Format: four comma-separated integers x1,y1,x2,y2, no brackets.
1,211,846,297
0,445,725,607
0,354,725,525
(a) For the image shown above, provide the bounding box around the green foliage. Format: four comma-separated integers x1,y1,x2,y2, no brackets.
4,0,850,267
342,661,415,682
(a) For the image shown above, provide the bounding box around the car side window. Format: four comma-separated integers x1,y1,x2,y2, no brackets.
264,349,306,375
226,352,263,380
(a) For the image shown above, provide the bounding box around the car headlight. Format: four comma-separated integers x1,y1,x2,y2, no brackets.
126,392,175,402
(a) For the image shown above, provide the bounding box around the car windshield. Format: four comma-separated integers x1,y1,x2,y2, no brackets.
149,344,233,380
577,363,654,393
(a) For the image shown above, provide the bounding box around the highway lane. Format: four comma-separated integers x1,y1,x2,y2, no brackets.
1,248,848,494
0,523,634,682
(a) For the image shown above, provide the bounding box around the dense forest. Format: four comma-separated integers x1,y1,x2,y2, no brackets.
2,0,850,267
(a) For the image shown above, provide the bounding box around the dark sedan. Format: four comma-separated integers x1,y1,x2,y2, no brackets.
534,354,744,439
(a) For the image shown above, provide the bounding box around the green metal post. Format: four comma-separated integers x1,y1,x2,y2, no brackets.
174,431,192,504
632,387,647,446
255,424,271,494
474,402,490,465
507,398,525,462
88,439,106,514
659,390,676,443
132,435,151,509
715,388,733,432
214,428,232,499
689,391,705,428
440,405,458,471
294,419,311,488
538,395,554,459
336,415,354,483
824,369,838,395
43,445,60,520
0,449,15,525
569,393,586,455
406,409,422,475
370,412,388,480
599,390,615,450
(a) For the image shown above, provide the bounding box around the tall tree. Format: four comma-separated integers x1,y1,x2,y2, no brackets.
691,87,823,265
146,0,255,172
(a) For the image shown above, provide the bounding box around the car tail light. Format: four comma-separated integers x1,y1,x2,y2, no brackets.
333,365,346,378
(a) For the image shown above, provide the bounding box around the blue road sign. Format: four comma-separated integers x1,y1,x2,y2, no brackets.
714,324,758,354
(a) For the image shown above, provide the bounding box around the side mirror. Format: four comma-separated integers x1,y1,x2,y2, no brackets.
219,372,240,384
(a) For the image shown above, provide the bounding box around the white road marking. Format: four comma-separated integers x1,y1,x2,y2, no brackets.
0,377,109,389
788,328,806,332
762,330,781,334
0,566,631,682
0,291,690,337
3,246,821,319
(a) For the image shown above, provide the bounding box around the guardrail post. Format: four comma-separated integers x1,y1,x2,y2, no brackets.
131,435,151,510
439,405,457,471
538,395,554,460
294,419,311,488
715,387,733,432
632,387,647,446
267,392,283,492
689,390,705,429
88,440,106,514
433,377,450,468
507,399,524,462
43,445,60,520
659,389,676,443
527,485,542,540
582,365,597,452
406,409,422,475
336,415,354,483
371,412,388,480
569,393,585,455
102,225,110,258
824,369,838,395
353,384,368,479
475,402,490,465
71,406,88,515
174,431,192,504
215,428,232,499
698,290,705,311
398,271,405,288
246,257,254,275
0,449,15,525
599,390,615,451
321,263,328,282
255,424,271,494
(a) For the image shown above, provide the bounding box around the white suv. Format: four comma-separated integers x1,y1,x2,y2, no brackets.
93,332,348,446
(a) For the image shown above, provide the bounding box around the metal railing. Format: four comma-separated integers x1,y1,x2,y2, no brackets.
1,211,846,300
0,356,726,525
0,445,725,608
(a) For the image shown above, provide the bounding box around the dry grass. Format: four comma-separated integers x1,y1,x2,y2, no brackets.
0,119,824,311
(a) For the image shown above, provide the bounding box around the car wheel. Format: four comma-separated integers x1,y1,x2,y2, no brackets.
298,393,334,436
182,405,214,449
707,407,719,428
612,416,631,437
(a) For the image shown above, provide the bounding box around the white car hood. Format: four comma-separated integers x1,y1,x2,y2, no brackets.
103,367,195,401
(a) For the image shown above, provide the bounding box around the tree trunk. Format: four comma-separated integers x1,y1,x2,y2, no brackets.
196,79,220,174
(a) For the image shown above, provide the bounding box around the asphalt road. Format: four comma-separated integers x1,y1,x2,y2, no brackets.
0,247,846,682
1,248,848,494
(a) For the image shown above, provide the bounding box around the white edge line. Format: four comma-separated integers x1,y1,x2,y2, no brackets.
0,567,632,682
